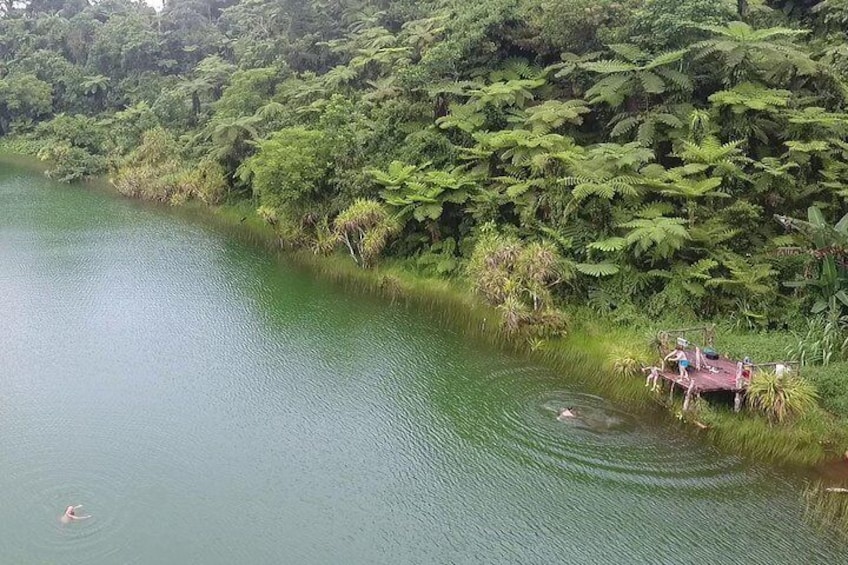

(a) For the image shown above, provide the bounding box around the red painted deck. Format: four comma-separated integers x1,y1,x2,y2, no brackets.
660,357,743,393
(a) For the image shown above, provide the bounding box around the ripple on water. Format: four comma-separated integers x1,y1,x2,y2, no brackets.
0,397,233,564
6,449,137,564
474,365,753,494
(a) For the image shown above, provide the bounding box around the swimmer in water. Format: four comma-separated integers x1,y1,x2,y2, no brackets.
557,407,577,421
60,505,91,524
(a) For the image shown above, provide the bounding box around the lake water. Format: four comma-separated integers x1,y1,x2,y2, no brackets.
0,162,845,564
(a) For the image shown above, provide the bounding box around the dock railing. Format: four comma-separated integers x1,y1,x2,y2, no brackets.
749,361,801,377
656,326,716,355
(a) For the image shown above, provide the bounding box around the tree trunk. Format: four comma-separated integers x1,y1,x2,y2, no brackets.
191,92,201,124
737,0,748,17
341,233,359,265
434,93,448,121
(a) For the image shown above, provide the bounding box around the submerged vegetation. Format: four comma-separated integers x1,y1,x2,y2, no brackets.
805,482,848,539
3,0,848,464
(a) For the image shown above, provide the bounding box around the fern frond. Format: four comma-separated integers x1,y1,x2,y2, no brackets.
581,60,641,74
656,68,692,91
637,121,656,146
645,48,689,69
607,43,647,62
588,237,628,252
576,262,621,277
610,116,640,138
640,71,666,94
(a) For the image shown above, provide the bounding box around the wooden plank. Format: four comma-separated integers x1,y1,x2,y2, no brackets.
659,356,744,393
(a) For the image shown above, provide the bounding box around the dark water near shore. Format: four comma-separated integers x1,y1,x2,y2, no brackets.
0,163,845,564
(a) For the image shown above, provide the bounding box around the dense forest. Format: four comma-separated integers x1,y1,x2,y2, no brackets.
4,0,848,358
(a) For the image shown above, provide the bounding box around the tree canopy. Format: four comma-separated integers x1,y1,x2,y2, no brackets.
4,0,848,333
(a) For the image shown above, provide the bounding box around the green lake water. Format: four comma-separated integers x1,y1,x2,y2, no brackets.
0,162,846,564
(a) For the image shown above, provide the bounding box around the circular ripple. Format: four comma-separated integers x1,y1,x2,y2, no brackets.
4,447,137,563
470,365,754,493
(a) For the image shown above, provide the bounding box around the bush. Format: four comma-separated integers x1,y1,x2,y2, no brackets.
785,316,846,367
37,142,108,182
173,159,228,205
467,228,565,310
112,129,224,205
334,199,399,267
747,371,819,424
628,0,733,50
804,364,848,415
521,0,636,55
242,127,329,217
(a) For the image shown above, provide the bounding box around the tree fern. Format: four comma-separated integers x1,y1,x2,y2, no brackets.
619,216,690,260
709,83,791,113
467,79,546,110
523,100,590,133
436,103,485,133
691,21,814,85
490,58,539,82
581,45,692,109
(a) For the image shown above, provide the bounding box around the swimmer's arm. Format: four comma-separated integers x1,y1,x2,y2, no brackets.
73,505,83,509
71,514,91,520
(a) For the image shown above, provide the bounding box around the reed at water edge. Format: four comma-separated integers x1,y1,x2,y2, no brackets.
805,482,848,539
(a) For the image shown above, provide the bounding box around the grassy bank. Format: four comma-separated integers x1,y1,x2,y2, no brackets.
187,200,848,469
3,151,846,468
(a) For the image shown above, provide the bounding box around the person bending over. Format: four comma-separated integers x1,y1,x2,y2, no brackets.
664,347,690,381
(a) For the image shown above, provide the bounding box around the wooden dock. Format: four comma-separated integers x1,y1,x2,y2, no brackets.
659,357,744,393
653,326,798,412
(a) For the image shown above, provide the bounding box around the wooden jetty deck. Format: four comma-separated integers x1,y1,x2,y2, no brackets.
659,357,743,393
653,326,798,412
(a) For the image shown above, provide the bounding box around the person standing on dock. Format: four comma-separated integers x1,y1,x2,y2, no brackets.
664,346,690,381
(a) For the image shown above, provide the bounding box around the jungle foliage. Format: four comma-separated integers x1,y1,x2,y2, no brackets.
5,0,848,396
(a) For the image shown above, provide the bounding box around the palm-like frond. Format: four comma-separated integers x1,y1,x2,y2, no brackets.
691,21,814,84
619,216,690,259
694,21,808,43
581,46,691,109
575,262,621,277
468,79,546,110
563,174,643,201
436,103,485,133
709,82,791,113
588,237,627,252
523,100,590,133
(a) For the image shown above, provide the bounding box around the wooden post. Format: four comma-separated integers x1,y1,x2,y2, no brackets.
734,391,742,413
668,381,675,404
682,380,696,412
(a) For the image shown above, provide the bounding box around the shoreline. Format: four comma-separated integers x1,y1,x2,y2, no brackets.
183,201,848,470
2,152,847,470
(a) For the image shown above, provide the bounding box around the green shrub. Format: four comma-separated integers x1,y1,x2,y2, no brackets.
805,364,848,415
37,142,108,182
334,199,399,267
747,371,819,424
786,316,846,367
